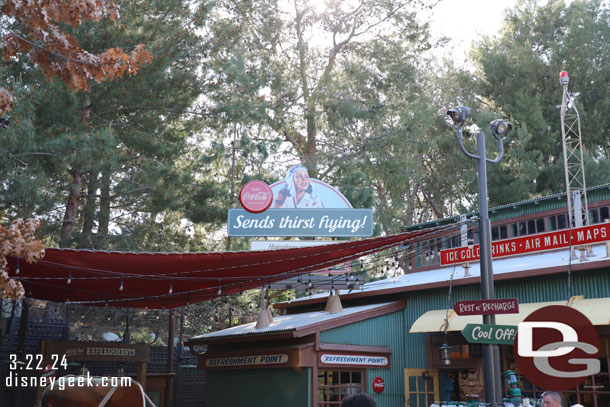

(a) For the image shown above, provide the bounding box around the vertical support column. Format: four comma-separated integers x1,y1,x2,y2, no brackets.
137,361,147,390
123,308,131,343
475,131,503,403
10,299,30,407
165,308,175,407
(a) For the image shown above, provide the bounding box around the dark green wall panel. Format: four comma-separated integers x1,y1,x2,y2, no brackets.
207,367,310,407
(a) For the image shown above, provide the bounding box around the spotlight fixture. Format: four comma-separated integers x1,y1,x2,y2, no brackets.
490,119,512,139
446,106,472,127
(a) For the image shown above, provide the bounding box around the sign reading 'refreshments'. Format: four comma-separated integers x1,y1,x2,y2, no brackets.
440,222,609,266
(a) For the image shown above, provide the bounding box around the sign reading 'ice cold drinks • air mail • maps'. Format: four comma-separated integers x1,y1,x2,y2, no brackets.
440,222,610,266
229,164,373,237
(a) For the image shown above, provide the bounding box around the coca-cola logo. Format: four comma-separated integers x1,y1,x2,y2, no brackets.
372,377,384,393
242,192,269,200
240,181,273,213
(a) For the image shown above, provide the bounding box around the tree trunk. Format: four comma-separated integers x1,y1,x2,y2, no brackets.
98,170,111,237
60,170,82,247
80,172,99,247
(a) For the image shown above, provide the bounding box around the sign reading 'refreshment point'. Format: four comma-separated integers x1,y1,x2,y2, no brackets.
440,222,609,266
320,354,389,367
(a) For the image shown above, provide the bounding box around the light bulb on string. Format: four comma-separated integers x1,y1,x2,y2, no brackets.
15,259,20,275
169,279,173,294
119,277,124,291
67,269,72,285
217,286,222,296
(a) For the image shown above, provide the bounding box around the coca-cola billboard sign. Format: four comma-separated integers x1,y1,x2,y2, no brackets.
239,181,273,213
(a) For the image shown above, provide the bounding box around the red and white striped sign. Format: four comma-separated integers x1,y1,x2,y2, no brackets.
440,222,609,266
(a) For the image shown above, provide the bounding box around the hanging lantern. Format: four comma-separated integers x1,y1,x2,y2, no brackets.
439,343,451,365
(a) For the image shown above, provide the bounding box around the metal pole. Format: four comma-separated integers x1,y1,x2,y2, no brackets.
475,130,503,403
165,308,175,407
123,308,131,343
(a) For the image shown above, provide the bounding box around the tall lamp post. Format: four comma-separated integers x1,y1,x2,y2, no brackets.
447,106,512,404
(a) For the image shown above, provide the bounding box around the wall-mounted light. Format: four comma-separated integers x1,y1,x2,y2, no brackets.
422,371,430,379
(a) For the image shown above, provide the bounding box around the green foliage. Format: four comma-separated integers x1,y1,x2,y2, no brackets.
472,0,610,204
1,0,218,250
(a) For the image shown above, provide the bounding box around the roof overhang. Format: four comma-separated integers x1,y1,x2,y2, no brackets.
409,297,610,333
276,248,610,311
188,300,405,345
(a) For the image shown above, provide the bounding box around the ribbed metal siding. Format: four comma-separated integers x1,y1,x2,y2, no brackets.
589,189,610,203
318,270,609,407
320,311,405,407
404,285,482,368
490,200,567,222
404,270,610,366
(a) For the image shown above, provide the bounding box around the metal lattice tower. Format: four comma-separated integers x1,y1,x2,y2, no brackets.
559,71,589,228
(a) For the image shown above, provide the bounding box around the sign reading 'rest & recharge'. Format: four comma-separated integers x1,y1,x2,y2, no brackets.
228,208,373,237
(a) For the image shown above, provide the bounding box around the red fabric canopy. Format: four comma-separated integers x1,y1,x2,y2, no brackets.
7,229,436,308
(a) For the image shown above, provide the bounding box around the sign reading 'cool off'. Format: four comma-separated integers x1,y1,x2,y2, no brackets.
228,208,373,237
461,323,517,345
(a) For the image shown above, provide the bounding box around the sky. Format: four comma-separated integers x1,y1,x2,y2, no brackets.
426,0,518,64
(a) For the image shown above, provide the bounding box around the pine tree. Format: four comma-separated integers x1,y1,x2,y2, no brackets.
472,0,610,203
1,0,218,250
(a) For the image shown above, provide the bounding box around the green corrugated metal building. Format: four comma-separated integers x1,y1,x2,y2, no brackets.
187,184,610,407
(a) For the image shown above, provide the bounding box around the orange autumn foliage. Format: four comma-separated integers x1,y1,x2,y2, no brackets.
1,0,153,103
0,218,45,300
0,88,14,116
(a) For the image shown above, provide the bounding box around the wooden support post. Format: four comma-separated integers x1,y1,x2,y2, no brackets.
165,308,175,407
137,361,147,390
10,299,30,407
35,340,48,403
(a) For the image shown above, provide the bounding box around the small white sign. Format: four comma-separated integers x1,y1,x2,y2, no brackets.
250,240,338,251
320,354,388,367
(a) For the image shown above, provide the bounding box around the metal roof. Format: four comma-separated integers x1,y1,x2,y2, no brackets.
402,183,610,232
191,301,397,340
283,243,610,305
